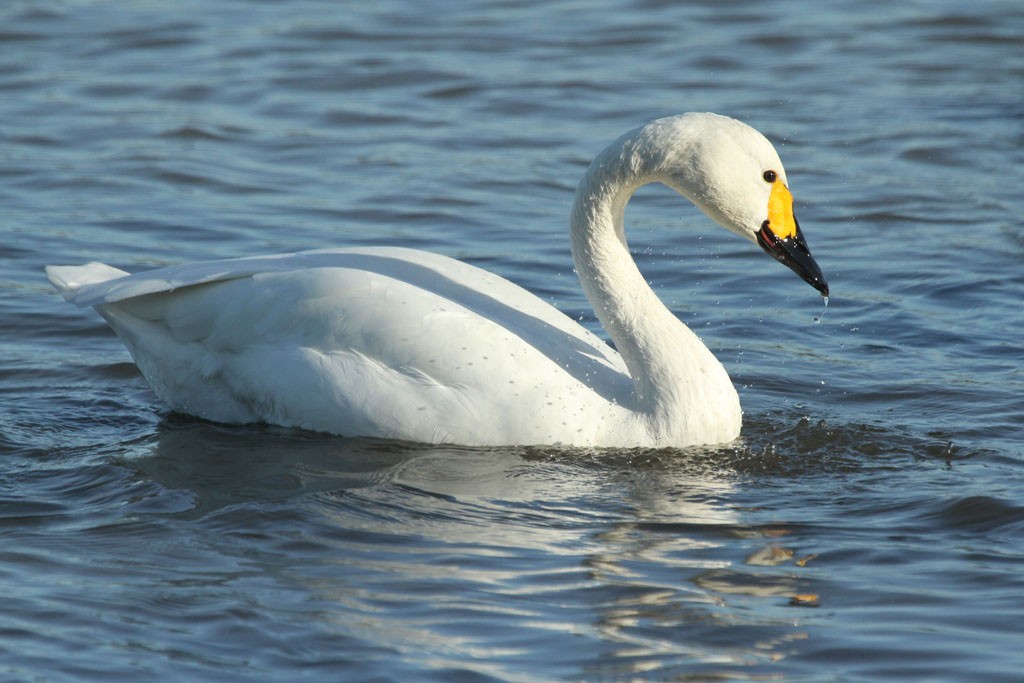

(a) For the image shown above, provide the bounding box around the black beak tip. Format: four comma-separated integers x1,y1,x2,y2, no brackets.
757,223,829,298
799,251,828,297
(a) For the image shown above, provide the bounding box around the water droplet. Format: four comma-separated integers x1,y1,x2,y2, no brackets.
813,295,829,323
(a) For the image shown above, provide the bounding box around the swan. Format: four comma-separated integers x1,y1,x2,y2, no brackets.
46,113,827,448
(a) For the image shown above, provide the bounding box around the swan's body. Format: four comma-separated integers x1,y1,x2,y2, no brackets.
47,113,827,448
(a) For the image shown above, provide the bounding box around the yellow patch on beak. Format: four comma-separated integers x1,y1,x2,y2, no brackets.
766,181,798,240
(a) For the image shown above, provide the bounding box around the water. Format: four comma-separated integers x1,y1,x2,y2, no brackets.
2,0,1023,680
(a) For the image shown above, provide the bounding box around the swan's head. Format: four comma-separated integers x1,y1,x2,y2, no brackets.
648,113,828,297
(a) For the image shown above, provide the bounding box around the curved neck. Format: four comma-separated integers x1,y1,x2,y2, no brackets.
569,128,737,439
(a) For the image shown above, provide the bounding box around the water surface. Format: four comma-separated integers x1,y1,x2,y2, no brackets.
2,1,1023,681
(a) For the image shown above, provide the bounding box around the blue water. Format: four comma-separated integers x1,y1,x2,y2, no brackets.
2,1,1023,681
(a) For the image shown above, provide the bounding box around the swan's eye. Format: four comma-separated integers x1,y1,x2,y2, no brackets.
763,170,777,183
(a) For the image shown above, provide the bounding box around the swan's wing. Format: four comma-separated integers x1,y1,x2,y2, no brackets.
48,248,633,443
49,246,622,365
50,249,420,307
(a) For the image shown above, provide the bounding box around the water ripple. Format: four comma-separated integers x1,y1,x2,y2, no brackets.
2,0,1023,680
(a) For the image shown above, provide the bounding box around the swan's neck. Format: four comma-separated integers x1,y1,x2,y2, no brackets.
569,129,739,442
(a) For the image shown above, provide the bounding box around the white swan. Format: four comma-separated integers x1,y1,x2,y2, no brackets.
46,113,827,448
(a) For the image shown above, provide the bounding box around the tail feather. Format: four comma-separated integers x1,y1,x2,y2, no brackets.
46,262,129,295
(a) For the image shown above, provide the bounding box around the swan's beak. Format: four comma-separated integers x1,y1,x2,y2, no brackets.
756,181,829,297
757,220,829,297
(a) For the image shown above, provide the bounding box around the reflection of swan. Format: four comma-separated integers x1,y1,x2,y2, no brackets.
47,113,826,448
